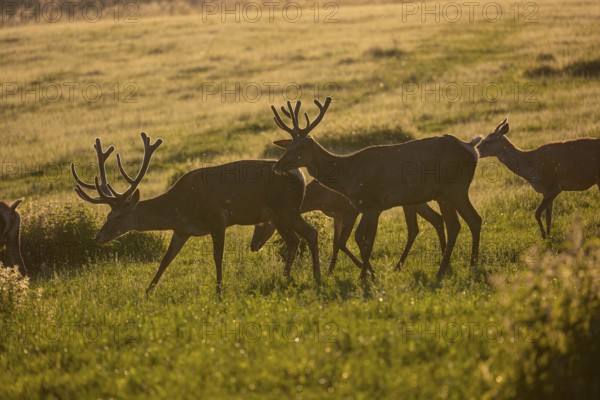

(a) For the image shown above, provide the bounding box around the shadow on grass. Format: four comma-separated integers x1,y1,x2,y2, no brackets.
525,58,600,79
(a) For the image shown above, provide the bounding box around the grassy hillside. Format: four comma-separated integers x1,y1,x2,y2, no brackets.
1,0,599,398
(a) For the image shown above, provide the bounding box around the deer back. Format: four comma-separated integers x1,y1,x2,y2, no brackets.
168,160,306,226
529,138,600,191
301,181,357,218
341,135,479,209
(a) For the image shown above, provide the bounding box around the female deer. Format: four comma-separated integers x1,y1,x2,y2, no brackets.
477,118,600,238
251,180,447,274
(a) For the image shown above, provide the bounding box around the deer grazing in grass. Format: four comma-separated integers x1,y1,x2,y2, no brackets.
251,180,447,274
0,199,26,275
477,117,600,238
270,97,482,280
71,132,321,294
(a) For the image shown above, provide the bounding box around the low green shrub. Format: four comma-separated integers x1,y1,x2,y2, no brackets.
493,219,600,398
0,265,29,316
19,202,166,276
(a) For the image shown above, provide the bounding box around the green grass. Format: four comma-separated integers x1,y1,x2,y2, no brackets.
1,0,600,398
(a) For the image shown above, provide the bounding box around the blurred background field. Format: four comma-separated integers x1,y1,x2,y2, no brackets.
1,0,599,398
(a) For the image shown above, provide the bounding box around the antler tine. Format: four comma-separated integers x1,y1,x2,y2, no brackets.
285,101,300,132
271,104,298,139
302,112,311,131
94,177,118,203
70,162,96,190
280,106,292,119
119,132,163,199
74,185,111,205
289,101,303,131
298,97,332,137
116,153,135,184
93,138,115,195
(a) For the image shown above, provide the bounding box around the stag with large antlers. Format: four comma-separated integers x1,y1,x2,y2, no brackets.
251,180,447,274
0,199,26,275
270,98,482,280
477,118,600,238
71,132,321,294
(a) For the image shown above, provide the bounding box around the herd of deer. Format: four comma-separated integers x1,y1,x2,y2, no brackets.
2,97,599,294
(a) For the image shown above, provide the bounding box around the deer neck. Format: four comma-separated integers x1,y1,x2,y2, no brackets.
132,194,178,232
495,138,535,181
306,141,352,196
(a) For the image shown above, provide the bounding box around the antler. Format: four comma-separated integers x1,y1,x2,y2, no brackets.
70,132,162,206
271,101,298,139
271,97,332,138
71,138,114,193
114,132,163,199
71,137,117,205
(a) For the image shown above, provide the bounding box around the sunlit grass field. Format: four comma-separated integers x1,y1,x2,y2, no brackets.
1,0,600,398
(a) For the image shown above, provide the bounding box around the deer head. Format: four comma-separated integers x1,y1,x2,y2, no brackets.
0,199,26,275
250,222,276,252
271,97,332,174
477,117,510,158
71,132,162,243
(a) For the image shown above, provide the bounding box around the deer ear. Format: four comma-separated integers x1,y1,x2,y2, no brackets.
273,139,292,148
9,199,23,213
468,136,483,147
126,190,140,207
494,117,508,133
498,121,510,136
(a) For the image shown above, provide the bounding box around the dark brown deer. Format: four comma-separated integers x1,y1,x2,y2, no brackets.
477,117,600,238
270,98,482,280
251,180,447,274
71,132,321,294
0,199,26,275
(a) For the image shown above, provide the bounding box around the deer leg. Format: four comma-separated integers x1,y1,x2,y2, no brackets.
415,202,446,255
7,214,26,276
211,228,226,294
338,213,364,271
395,206,419,272
271,220,300,278
355,211,381,280
287,213,321,285
327,217,343,275
146,232,190,296
451,194,482,267
545,201,553,237
535,193,558,239
437,201,461,280
544,194,558,237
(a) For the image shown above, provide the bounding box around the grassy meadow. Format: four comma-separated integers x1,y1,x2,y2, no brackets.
1,0,600,398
